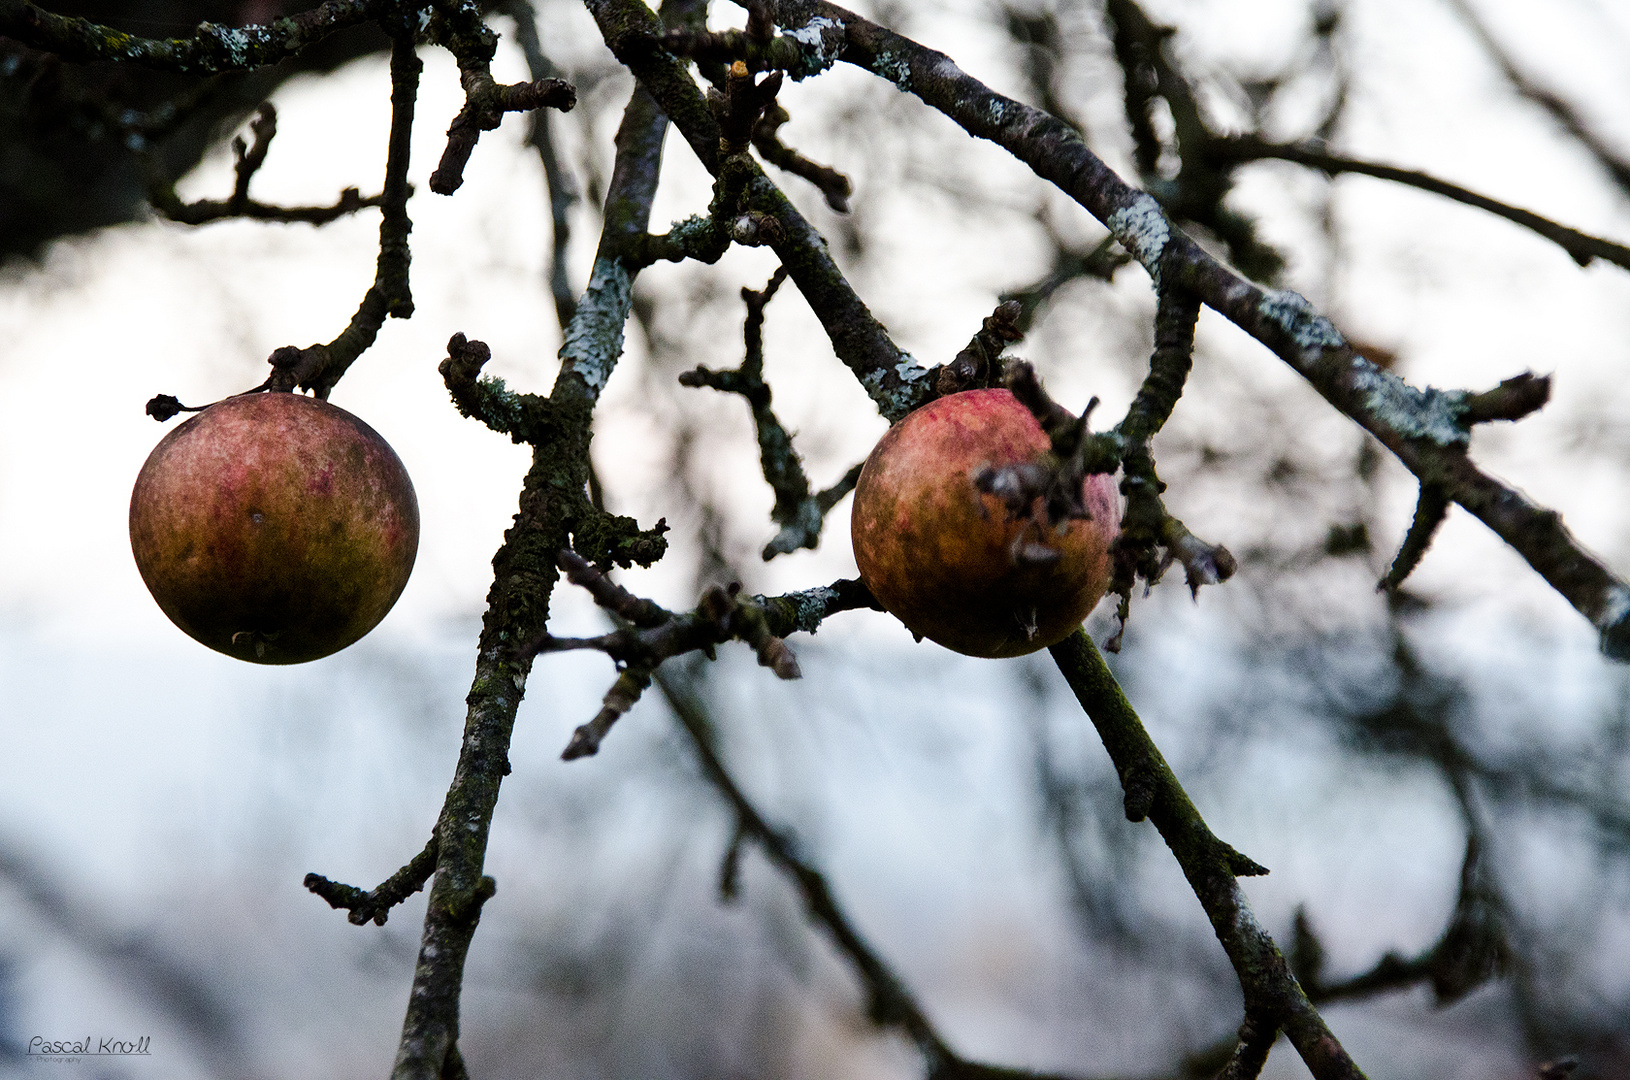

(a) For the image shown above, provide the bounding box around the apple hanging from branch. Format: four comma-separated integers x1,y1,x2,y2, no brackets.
129,392,419,664
851,388,1120,658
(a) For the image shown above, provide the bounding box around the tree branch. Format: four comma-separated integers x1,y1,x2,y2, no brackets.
1378,484,1450,592
0,0,390,74
1049,629,1364,1080
305,836,439,926
585,0,930,422
679,267,860,558
535,550,879,758
500,0,582,330
1101,0,1286,281
388,42,683,1072
531,552,881,758
1209,135,1630,272
150,103,390,225
426,0,576,196
748,0,1630,660
751,101,852,212
267,22,420,398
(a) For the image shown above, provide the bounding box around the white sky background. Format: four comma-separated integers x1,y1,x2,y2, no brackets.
2,0,1630,1078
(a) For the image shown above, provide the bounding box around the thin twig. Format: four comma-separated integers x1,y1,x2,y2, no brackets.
1210,135,1630,272
267,23,421,398
680,267,860,558
752,102,852,212
500,0,582,330
1103,0,1286,281
305,836,440,926
1378,484,1450,592
587,0,928,421
150,103,390,226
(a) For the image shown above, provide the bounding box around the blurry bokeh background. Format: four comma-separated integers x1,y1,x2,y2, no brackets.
2,1,1630,1077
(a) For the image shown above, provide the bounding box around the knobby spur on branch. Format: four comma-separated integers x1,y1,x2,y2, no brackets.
5,0,1630,1076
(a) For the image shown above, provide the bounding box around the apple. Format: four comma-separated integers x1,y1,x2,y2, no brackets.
850,388,1120,658
129,392,419,664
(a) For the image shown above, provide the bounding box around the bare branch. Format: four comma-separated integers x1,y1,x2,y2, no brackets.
1049,630,1364,1079
561,664,654,760
1102,0,1286,281
150,103,390,226
586,0,928,421
266,25,420,398
680,267,859,558
499,0,582,330
1210,135,1630,272
305,836,439,926
429,70,576,195
0,0,391,74
752,102,852,212
1378,484,1450,592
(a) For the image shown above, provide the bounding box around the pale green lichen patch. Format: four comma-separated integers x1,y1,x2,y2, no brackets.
667,213,712,243
775,586,840,634
470,376,530,439
873,49,913,91
1258,289,1346,355
1350,361,1470,447
1107,194,1170,291
785,15,842,79
861,352,931,422
216,25,250,64
559,257,633,398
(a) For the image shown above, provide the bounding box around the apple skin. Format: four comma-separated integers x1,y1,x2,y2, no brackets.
129,392,419,664
850,388,1120,658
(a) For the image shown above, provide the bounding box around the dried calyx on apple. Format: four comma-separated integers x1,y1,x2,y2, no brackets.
129,391,419,664
850,383,1121,658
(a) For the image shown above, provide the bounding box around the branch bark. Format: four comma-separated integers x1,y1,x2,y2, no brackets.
0,0,390,73
389,56,679,1079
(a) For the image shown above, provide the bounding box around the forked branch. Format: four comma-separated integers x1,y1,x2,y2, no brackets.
305,836,439,926
679,267,862,559
150,103,390,226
